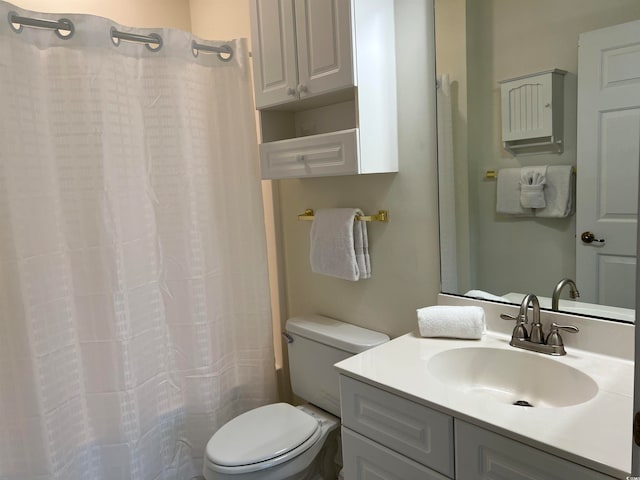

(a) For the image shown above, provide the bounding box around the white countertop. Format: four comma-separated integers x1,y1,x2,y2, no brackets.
335,330,634,479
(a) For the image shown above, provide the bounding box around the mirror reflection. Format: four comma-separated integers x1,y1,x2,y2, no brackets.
435,0,640,323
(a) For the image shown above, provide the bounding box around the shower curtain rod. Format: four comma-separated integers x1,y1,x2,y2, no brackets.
8,12,233,58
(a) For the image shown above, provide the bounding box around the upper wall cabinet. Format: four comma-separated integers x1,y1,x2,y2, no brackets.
249,0,398,179
499,69,567,156
250,0,353,108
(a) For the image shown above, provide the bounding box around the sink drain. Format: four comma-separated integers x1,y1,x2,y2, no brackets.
513,400,534,407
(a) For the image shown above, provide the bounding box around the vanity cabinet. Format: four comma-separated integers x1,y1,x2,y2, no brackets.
455,421,615,480
339,375,618,480
340,375,454,479
249,0,398,179
342,428,450,480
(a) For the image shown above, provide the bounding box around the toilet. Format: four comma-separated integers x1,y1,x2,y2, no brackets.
202,314,389,480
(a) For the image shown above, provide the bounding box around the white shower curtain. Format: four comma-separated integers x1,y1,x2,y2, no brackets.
0,2,277,479
436,74,458,293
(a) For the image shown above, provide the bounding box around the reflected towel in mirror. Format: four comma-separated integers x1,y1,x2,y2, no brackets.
496,168,534,216
464,289,510,302
520,165,547,208
534,165,575,217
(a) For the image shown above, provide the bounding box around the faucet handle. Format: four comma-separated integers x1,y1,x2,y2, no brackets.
549,323,579,334
500,313,529,341
500,313,527,323
546,323,579,348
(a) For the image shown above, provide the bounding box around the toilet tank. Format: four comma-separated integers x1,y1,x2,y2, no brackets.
285,315,389,417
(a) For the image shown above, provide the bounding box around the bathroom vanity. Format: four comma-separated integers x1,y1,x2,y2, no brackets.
335,297,634,479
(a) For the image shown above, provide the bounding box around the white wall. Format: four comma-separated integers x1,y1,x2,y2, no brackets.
189,0,251,40
10,0,192,30
277,0,441,339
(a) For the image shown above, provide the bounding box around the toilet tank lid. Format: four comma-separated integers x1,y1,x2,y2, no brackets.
286,315,390,354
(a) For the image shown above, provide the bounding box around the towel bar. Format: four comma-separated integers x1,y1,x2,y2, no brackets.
297,209,389,223
485,167,576,179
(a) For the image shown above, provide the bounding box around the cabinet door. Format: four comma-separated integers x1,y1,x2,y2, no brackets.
294,0,354,99
500,72,554,142
250,0,299,108
342,428,451,480
340,376,454,477
455,421,616,480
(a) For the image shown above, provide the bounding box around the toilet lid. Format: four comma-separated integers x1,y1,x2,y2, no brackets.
206,403,320,467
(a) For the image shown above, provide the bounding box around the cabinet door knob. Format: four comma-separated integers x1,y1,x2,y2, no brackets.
297,84,308,94
286,87,296,96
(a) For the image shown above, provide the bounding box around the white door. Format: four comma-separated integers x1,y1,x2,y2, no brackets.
293,0,353,99
250,0,299,108
575,20,640,309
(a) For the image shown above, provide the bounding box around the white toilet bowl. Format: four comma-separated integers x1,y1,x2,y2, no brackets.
202,403,338,480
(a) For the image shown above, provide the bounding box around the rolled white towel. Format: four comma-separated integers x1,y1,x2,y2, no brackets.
417,306,485,340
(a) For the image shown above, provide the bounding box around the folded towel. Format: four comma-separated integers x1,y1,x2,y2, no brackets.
417,305,485,339
496,168,534,216
520,166,547,208
310,208,371,281
534,165,575,218
464,289,509,302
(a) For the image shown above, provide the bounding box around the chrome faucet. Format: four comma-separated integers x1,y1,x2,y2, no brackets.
551,278,580,311
501,293,578,356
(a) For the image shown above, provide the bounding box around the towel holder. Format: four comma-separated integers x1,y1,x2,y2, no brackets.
485,167,576,179
297,209,389,223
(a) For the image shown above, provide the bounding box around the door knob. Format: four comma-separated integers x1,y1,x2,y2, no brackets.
580,231,605,244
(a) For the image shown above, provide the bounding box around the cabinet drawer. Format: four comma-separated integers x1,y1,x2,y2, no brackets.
455,420,616,480
260,128,358,179
340,375,454,477
342,427,451,480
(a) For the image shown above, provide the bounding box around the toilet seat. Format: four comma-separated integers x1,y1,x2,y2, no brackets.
205,403,322,475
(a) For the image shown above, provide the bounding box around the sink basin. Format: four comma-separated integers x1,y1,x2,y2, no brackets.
428,347,598,408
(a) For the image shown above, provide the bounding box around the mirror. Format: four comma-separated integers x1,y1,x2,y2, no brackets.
434,0,640,323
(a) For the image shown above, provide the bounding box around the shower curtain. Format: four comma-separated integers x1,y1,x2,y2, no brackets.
0,2,277,479
437,74,458,293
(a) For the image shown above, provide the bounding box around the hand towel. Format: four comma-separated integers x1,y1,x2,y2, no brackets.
520,165,547,209
496,168,534,216
464,289,509,302
417,305,485,339
310,208,371,281
534,165,575,218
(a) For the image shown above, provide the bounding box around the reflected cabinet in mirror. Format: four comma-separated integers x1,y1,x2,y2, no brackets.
435,0,640,323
